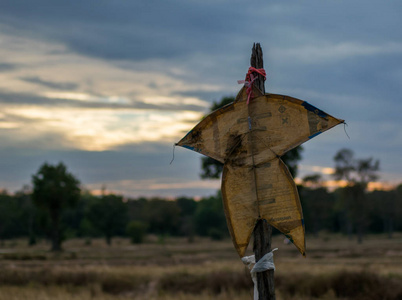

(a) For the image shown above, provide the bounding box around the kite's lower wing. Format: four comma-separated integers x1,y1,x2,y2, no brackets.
221,162,257,257
222,158,305,257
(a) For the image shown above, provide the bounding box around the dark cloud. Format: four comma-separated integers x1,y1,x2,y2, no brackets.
20,76,79,90
174,90,234,106
0,0,243,61
0,63,18,72
0,111,43,125
0,142,214,198
1,0,401,66
0,90,207,112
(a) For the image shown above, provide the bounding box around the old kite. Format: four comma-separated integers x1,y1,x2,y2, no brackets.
177,82,343,257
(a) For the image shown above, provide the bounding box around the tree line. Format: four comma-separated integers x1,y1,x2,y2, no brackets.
0,162,229,250
0,155,401,251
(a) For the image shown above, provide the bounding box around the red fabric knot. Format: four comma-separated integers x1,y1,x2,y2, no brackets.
237,67,266,104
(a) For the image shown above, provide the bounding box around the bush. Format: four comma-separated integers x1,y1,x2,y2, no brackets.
126,221,147,244
100,274,146,295
331,271,402,300
276,271,402,300
208,228,224,240
159,271,252,294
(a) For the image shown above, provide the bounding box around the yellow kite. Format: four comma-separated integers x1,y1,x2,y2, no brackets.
177,85,343,257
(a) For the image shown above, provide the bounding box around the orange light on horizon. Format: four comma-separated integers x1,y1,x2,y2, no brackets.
367,181,396,191
296,177,399,192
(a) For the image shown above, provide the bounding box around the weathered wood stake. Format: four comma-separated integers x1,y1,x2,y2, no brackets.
251,43,276,300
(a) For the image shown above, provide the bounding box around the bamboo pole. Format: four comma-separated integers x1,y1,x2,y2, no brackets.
251,43,276,300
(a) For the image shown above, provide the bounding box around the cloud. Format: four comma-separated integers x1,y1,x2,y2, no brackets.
148,179,220,191
20,76,78,90
0,142,218,197
0,90,209,112
1,102,203,151
2,0,401,69
0,63,18,72
299,165,335,176
86,178,220,198
271,42,402,64
0,0,246,61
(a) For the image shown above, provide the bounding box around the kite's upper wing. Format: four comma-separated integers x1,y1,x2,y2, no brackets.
176,87,253,163
247,91,344,158
177,86,343,162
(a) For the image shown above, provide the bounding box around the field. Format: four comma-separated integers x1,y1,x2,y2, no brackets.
1,233,402,300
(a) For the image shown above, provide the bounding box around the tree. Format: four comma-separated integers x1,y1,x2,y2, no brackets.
0,191,16,244
32,162,81,251
126,221,147,244
333,149,379,187
395,184,402,232
142,198,181,236
332,149,380,243
14,185,38,245
176,196,198,242
301,174,335,236
368,190,397,238
194,191,228,239
200,96,303,179
87,194,128,245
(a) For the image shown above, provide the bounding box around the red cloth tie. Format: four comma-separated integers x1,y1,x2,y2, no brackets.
238,67,266,104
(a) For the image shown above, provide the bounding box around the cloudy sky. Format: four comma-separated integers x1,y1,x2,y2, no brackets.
0,0,401,198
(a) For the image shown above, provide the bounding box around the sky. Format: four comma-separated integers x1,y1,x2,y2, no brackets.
0,0,401,198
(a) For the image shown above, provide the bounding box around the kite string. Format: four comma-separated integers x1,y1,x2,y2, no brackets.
170,144,176,165
237,67,266,104
343,122,350,139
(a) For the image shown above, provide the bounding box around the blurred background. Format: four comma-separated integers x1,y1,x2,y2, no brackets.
0,1,402,299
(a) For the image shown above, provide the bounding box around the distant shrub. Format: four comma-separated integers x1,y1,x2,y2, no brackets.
0,268,97,286
159,271,252,294
276,271,402,300
126,221,147,244
331,271,402,300
2,253,46,261
208,228,224,240
0,266,149,295
100,274,147,295
276,273,331,298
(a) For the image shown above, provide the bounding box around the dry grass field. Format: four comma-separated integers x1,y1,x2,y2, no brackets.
1,233,402,300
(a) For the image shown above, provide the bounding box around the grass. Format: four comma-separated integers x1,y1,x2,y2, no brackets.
1,233,402,299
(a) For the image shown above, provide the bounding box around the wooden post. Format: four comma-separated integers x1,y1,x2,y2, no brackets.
250,43,265,94
251,43,276,300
